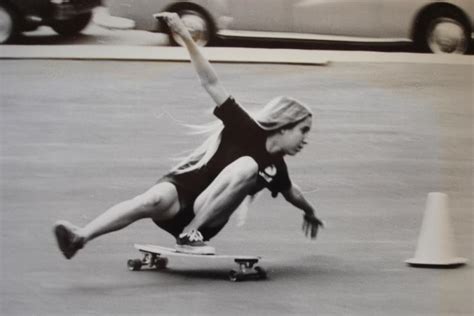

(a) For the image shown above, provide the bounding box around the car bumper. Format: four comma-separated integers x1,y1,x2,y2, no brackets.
52,0,102,20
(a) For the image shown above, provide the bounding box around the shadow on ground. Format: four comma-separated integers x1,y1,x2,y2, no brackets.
120,255,346,282
217,37,474,55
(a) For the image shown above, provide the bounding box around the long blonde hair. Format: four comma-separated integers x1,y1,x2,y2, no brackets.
170,96,312,174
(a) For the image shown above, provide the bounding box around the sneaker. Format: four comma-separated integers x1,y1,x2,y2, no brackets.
175,229,215,255
53,220,85,259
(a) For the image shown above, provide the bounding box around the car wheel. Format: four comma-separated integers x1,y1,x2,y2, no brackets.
417,9,470,54
0,3,18,44
51,12,92,36
170,9,212,47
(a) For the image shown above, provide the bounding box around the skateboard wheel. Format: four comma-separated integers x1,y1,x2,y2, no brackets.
228,270,244,282
154,257,169,269
127,259,143,271
254,266,267,279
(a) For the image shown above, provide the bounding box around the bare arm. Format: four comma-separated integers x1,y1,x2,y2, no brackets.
154,12,230,106
282,183,324,239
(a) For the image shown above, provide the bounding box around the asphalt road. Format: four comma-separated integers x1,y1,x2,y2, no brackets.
0,59,473,315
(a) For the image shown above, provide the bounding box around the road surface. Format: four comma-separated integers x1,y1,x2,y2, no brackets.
1,58,473,315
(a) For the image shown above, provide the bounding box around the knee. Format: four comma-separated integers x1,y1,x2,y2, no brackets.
133,183,174,211
133,190,162,211
229,156,258,184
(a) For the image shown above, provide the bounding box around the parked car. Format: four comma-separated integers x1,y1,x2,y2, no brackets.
0,0,102,44
106,0,474,54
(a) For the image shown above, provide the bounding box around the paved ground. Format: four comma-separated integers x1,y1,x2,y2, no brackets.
0,57,473,315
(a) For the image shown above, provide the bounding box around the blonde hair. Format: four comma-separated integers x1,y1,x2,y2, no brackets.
170,96,312,174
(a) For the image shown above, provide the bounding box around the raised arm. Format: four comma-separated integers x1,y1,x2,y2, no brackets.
154,12,230,106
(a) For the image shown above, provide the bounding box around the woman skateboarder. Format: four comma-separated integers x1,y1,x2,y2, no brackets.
53,12,323,258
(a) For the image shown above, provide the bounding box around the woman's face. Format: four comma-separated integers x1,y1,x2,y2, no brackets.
278,116,312,156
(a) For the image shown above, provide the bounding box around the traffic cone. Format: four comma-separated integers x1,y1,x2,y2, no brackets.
406,192,468,268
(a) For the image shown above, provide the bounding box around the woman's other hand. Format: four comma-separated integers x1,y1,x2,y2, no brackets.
302,214,324,239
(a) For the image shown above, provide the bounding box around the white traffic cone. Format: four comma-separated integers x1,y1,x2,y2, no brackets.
406,192,467,268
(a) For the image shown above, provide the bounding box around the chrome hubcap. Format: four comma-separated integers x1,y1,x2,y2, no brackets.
0,7,13,43
427,18,467,54
172,11,210,47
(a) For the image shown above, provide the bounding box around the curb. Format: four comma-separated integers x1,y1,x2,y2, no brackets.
1,45,473,65
0,46,329,65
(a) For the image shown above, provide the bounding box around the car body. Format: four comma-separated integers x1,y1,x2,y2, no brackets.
0,0,102,43
106,0,474,54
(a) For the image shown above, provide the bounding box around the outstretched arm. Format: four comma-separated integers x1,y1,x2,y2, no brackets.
282,184,324,239
154,12,230,106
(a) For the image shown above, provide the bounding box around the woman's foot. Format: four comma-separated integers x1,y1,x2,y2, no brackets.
175,229,215,255
53,220,85,259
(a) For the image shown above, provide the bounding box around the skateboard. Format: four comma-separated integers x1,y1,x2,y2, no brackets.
128,244,267,282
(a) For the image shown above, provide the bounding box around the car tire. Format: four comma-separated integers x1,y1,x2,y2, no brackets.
50,12,92,36
0,3,19,44
416,8,470,54
170,9,213,47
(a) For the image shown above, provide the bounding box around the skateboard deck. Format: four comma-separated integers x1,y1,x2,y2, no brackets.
128,244,266,282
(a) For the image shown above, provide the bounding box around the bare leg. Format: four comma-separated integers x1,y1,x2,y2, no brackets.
184,156,258,232
79,182,180,243
54,182,180,259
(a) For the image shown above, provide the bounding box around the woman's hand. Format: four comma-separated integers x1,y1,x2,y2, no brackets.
153,12,192,41
302,214,324,239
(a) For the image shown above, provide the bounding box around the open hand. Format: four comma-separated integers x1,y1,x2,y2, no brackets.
153,12,191,40
302,214,324,239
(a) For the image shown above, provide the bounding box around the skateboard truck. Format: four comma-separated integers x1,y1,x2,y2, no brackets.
228,258,267,282
127,252,168,271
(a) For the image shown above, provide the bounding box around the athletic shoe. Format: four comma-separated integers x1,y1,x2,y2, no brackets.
175,229,215,255
53,220,84,259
